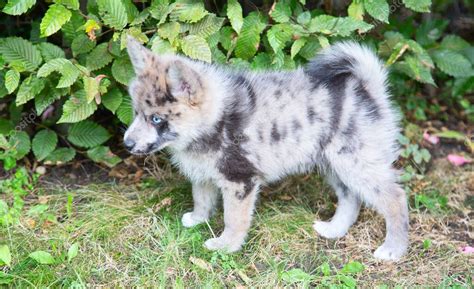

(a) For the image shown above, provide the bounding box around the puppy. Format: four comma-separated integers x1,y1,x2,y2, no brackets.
124,36,409,260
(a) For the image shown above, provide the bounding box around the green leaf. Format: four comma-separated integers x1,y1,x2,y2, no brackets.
151,37,175,55
9,131,31,160
281,268,312,283
58,90,97,123
0,37,42,71
267,23,292,53
341,261,365,274
32,129,58,161
309,15,373,36
54,0,79,10
432,50,472,77
37,58,70,77
348,1,365,20
180,35,211,62
38,42,66,62
86,43,114,71
158,22,181,43
291,38,307,59
2,0,36,15
5,70,20,94
112,56,135,85
83,76,100,103
395,56,435,85
0,245,11,266
270,0,291,23
40,4,72,37
67,120,110,148
16,76,45,106
67,243,79,262
121,0,139,23
363,0,389,23
171,1,208,23
71,34,96,56
296,11,311,25
189,14,224,39
440,35,470,52
235,13,267,60
227,0,243,34
37,58,80,88
43,147,75,165
433,130,466,141
97,0,128,30
116,94,133,125
87,146,121,167
102,87,123,114
298,37,322,60
403,0,431,12
29,251,55,265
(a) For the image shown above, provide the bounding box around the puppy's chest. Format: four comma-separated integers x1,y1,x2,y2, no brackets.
171,150,220,182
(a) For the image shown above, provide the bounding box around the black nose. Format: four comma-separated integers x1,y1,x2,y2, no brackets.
124,139,135,151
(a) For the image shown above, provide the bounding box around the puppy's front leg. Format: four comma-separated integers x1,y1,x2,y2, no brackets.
182,181,219,227
204,180,259,252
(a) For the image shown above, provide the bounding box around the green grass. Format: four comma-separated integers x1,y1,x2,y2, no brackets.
0,160,473,288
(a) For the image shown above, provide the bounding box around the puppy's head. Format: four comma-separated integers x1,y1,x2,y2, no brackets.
124,37,205,155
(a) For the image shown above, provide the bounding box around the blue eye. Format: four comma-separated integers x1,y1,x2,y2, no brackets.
151,115,162,124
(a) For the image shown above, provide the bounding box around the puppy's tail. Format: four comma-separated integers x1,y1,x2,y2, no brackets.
306,41,388,100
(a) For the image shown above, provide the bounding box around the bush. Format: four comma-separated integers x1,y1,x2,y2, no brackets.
0,0,473,168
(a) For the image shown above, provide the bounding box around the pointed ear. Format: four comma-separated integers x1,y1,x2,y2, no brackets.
167,60,203,105
126,36,154,73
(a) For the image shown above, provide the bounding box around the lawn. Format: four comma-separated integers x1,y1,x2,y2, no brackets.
0,156,472,287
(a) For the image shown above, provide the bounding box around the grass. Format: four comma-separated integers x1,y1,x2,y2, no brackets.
0,158,472,288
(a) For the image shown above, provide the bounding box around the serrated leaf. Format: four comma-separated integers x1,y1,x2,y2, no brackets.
298,37,322,60
158,22,181,44
9,130,31,159
5,70,20,94
67,120,110,148
227,0,243,34
32,129,58,161
171,1,207,23
83,76,100,103
40,4,72,37
440,35,470,52
3,0,36,15
97,0,128,30
58,90,97,123
121,0,139,23
102,87,123,113
37,58,80,88
296,11,311,25
180,35,211,62
16,76,45,106
267,23,292,53
54,0,79,10
87,146,121,167
86,43,113,71
111,56,135,85
341,261,365,274
37,58,69,77
35,84,66,115
0,37,42,71
396,56,435,85
38,42,66,62
348,1,365,20
151,37,175,55
71,34,96,57
291,38,307,59
432,50,472,77
29,251,55,265
270,0,291,23
235,13,267,60
403,0,431,13
189,14,224,39
116,94,132,125
0,245,11,266
363,0,389,23
67,243,79,262
43,147,76,165
309,15,373,36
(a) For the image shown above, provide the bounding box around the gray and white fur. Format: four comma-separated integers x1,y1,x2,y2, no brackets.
124,36,409,261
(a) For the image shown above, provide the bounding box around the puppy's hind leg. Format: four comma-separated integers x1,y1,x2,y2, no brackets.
314,174,361,239
182,181,219,228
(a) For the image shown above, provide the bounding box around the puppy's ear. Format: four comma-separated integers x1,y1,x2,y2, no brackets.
167,60,203,105
126,36,154,74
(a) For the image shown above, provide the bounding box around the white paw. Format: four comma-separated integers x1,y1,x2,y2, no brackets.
313,221,347,239
203,237,242,253
181,212,206,228
373,242,407,261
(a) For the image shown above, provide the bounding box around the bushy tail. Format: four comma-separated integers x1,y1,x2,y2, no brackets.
306,41,389,100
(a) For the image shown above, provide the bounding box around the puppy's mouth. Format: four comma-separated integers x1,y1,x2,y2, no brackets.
129,142,170,155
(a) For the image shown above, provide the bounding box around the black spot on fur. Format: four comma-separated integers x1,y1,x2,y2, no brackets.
354,81,381,121
258,129,264,142
274,89,282,99
292,119,302,132
235,179,256,200
187,119,224,152
233,75,256,109
271,122,280,142
145,99,152,106
307,106,317,124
